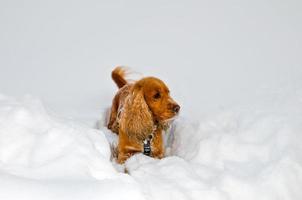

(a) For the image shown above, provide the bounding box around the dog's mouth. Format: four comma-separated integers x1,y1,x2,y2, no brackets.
153,109,179,125
158,112,179,123
164,115,178,123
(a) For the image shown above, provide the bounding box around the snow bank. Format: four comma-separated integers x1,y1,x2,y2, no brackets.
124,89,302,200
0,89,301,200
0,94,115,179
0,95,145,200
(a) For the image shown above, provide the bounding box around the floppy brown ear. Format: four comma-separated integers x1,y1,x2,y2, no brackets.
119,85,154,139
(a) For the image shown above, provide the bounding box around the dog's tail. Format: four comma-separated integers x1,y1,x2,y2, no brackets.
112,66,128,89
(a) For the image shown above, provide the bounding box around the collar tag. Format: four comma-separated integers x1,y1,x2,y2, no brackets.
143,139,151,156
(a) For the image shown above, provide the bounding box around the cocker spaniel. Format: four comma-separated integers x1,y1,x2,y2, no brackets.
108,67,180,163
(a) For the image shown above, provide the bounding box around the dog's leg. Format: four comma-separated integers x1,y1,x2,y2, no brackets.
151,129,164,159
107,107,117,130
107,97,119,133
117,132,142,164
117,151,132,164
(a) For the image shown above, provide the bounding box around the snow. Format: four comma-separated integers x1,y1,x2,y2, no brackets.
0,85,301,200
0,95,114,180
0,95,146,200
122,87,302,200
1,0,302,199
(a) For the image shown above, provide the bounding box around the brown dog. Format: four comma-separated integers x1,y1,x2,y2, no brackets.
108,67,180,163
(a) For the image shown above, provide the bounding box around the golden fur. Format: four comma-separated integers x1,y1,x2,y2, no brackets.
108,67,180,163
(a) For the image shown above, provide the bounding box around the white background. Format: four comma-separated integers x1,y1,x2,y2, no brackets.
1,0,301,122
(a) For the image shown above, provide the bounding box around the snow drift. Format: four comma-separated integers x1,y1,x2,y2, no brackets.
0,95,145,200
0,89,301,200
124,88,302,200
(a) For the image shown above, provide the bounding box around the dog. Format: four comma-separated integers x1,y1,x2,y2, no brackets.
107,67,180,164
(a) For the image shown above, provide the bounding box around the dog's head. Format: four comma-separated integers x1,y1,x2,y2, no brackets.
120,77,180,137
137,77,180,122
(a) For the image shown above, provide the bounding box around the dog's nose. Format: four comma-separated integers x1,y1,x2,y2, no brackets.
173,104,180,113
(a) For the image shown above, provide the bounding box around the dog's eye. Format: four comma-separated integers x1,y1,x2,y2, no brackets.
153,92,161,99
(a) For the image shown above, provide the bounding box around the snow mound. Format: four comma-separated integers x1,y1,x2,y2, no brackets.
0,90,302,200
124,89,302,200
0,95,146,200
0,95,115,180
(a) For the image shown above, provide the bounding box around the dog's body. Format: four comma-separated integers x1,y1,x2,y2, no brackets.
108,67,180,163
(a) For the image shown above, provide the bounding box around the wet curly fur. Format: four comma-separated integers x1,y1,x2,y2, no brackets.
108,67,180,163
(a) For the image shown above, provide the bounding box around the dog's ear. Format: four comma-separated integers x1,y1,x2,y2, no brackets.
120,84,154,139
